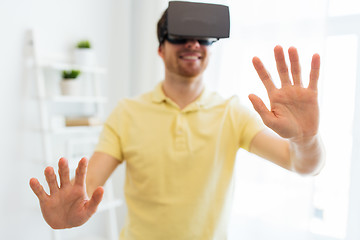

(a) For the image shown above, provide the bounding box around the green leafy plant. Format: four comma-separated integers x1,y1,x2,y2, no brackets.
76,40,91,49
62,70,81,80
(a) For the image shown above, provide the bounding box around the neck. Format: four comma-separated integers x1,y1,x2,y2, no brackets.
162,73,204,110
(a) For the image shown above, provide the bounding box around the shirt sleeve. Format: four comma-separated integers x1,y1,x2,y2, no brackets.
230,96,266,151
95,102,124,163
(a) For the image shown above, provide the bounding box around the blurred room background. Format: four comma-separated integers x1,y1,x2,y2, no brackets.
1,0,360,239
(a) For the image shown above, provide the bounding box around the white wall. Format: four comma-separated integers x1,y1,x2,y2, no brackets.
0,0,166,239
2,1,359,240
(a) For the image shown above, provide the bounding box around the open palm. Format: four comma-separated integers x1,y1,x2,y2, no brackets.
29,157,104,229
249,45,320,140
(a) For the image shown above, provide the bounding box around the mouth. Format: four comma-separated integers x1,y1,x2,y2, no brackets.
179,52,202,61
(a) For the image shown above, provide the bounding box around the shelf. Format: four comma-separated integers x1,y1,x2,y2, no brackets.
72,236,108,240
49,96,107,103
73,237,107,240
31,30,120,240
62,233,111,240
51,125,103,134
98,199,123,213
41,61,107,74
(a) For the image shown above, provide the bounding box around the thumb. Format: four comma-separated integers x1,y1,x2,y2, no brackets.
85,186,104,214
248,94,272,126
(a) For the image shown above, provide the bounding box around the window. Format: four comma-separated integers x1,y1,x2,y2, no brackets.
207,1,360,239
328,0,360,16
310,35,357,239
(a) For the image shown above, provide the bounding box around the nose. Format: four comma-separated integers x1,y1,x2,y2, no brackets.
185,39,201,49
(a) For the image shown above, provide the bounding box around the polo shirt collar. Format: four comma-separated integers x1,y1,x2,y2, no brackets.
151,81,211,112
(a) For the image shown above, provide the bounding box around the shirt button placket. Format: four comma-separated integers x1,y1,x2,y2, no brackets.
175,113,187,151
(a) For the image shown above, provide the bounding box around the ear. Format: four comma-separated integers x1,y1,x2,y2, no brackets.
158,44,164,59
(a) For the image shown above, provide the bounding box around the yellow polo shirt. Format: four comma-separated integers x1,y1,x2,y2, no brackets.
95,82,264,240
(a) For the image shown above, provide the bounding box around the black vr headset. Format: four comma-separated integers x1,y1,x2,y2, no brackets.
158,1,230,46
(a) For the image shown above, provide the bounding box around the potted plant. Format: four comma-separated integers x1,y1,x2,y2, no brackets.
77,40,91,49
73,40,96,66
60,69,81,96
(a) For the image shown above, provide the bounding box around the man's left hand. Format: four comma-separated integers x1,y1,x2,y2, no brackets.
249,45,320,141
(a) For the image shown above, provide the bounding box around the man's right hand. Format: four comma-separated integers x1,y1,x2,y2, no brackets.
29,157,104,229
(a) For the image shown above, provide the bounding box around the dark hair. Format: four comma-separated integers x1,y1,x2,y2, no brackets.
157,9,168,46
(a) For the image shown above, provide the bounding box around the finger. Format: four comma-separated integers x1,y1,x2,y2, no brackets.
252,56,276,93
85,186,104,215
74,157,88,186
45,167,59,195
274,45,292,87
58,158,70,188
248,94,273,127
29,178,49,200
308,53,320,90
288,46,302,86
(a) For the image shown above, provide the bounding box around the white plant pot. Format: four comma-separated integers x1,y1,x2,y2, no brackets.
60,79,81,96
73,49,96,66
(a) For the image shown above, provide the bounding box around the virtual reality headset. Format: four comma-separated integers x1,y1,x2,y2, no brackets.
158,1,230,45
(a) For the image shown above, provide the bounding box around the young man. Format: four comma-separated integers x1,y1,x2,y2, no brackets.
30,4,324,240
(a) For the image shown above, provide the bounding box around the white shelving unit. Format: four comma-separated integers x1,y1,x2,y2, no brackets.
27,30,122,240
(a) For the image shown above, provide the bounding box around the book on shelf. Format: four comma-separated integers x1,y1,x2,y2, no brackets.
65,116,102,127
